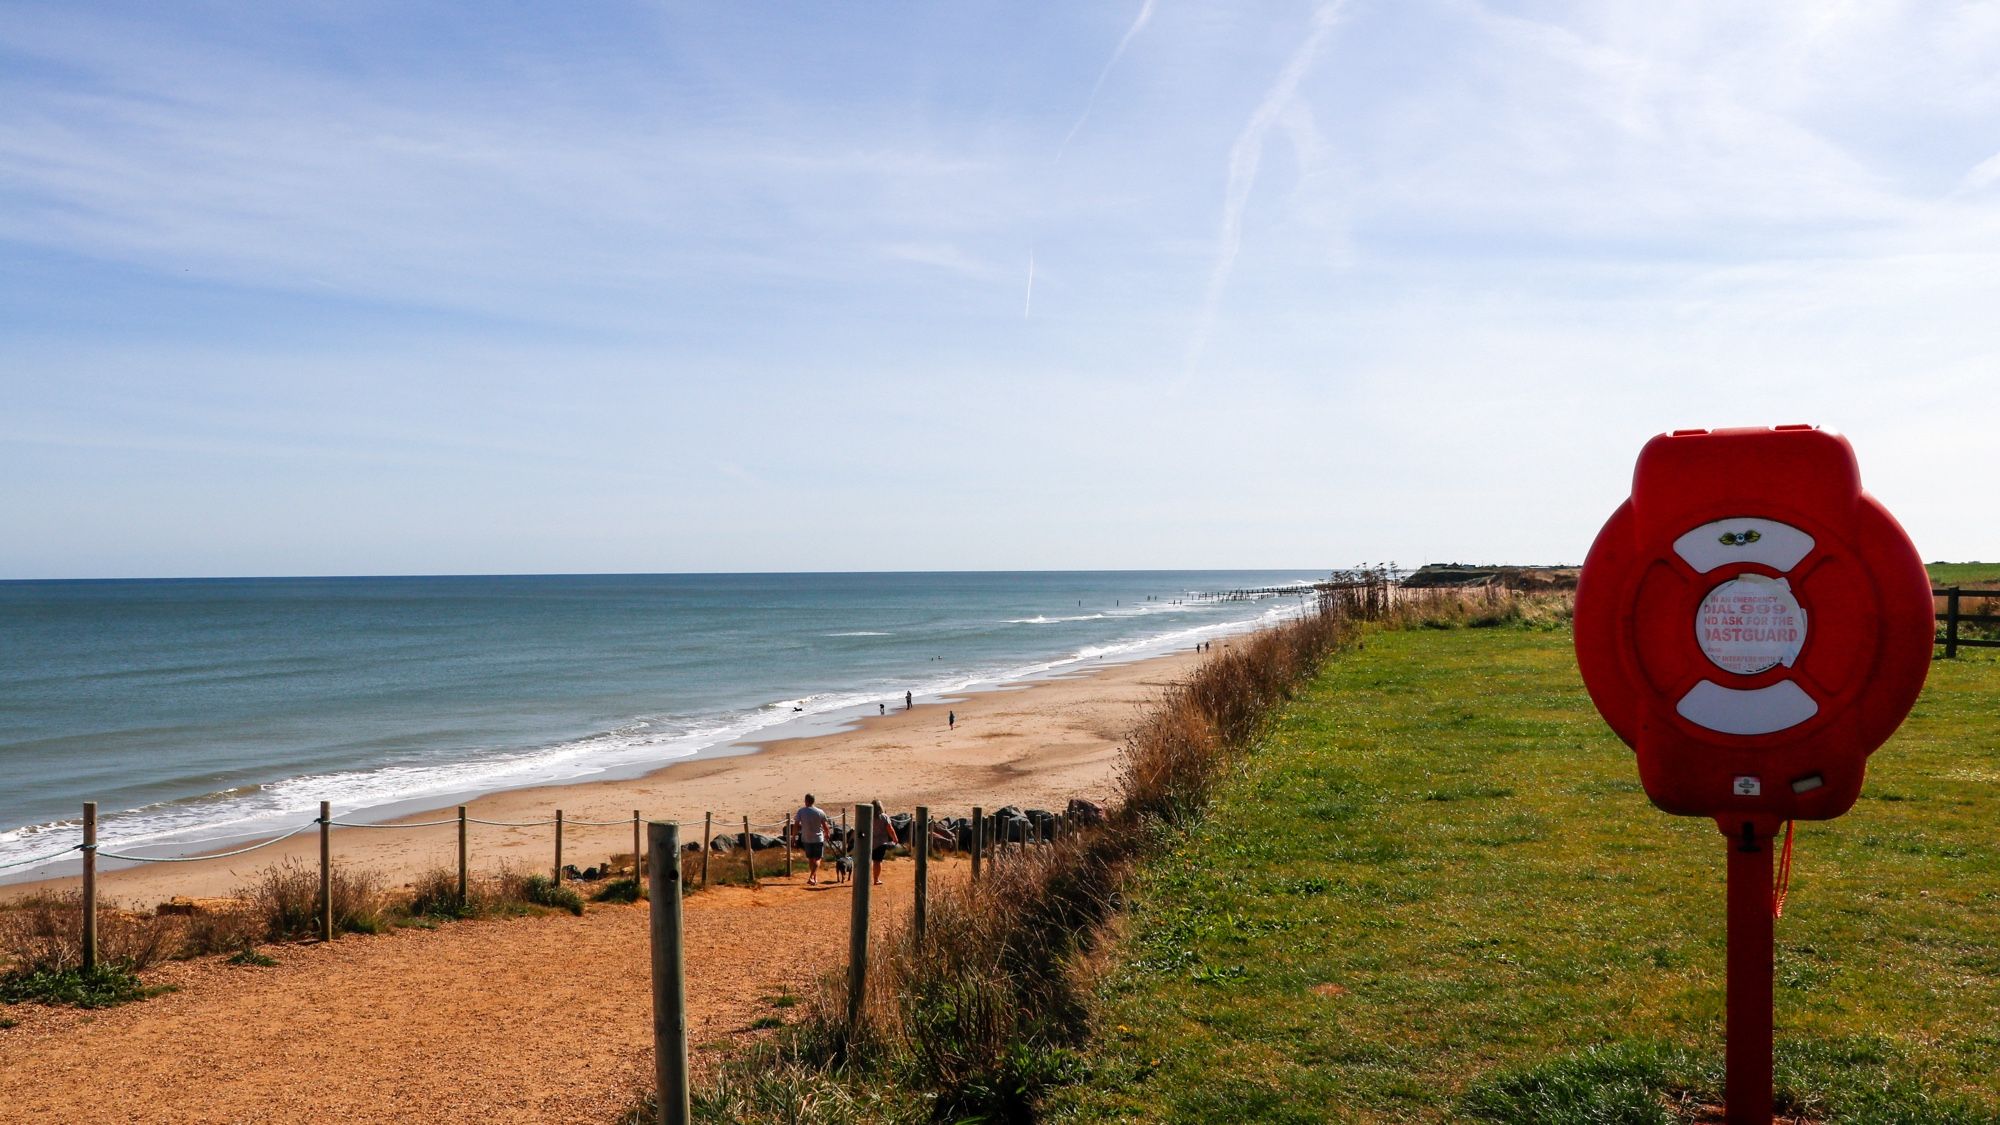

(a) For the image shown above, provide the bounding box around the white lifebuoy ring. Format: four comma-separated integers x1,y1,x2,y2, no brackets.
1671,518,1818,736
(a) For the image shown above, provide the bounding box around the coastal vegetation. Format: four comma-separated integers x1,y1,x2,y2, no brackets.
629,573,1416,1123
629,571,1993,1124
0,890,179,1008
1047,624,1999,1123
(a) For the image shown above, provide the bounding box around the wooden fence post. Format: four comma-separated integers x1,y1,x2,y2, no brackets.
633,810,642,883
554,809,564,884
702,812,712,887
457,806,469,906
81,801,97,973
319,800,333,942
914,805,930,947
742,815,756,887
784,813,794,878
847,805,873,1037
971,805,983,882
1946,587,1961,659
646,821,690,1125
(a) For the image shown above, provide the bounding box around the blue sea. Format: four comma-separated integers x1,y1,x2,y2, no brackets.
0,571,1321,877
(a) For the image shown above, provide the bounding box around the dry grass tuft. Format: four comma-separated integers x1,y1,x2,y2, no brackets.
242,858,384,941
0,891,176,975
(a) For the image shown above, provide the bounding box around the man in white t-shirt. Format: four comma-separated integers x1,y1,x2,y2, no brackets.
791,795,832,886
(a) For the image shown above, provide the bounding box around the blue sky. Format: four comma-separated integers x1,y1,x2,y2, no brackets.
3,1,1995,578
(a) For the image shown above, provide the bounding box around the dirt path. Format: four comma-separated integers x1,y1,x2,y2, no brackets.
0,855,960,1123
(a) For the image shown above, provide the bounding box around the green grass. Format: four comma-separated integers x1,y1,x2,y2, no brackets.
1049,627,2000,1124
1928,562,2000,588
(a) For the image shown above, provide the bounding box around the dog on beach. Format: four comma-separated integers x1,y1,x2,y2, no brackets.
832,854,853,884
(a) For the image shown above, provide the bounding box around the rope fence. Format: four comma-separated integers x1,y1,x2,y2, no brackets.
328,817,463,829
7,794,1090,1125
96,819,322,863
0,843,83,871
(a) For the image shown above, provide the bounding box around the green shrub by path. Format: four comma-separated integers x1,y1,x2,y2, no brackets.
592,877,645,904
1049,628,2000,1124
0,964,171,1009
506,871,585,916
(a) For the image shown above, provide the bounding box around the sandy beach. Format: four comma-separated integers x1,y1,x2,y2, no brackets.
5,646,1208,907
0,641,1217,1122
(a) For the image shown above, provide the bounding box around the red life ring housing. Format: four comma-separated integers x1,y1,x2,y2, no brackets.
1574,426,1933,826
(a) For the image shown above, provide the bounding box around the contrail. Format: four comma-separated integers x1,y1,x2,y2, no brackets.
1057,0,1155,163
1024,252,1036,318
1185,1,1345,377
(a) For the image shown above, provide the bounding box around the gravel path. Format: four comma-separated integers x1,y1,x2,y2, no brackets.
0,858,944,1123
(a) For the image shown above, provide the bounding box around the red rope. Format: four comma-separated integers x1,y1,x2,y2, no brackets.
1771,820,1796,919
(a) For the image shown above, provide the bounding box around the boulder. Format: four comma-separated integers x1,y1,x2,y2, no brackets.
1025,809,1057,842
750,833,785,850
1066,797,1106,826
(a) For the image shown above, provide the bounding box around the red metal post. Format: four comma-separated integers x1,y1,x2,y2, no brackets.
1725,820,1774,1125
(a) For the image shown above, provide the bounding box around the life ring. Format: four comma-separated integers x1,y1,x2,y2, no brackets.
1574,426,1932,824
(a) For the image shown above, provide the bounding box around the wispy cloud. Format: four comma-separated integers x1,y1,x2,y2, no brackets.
1185,2,1347,377
6,2,2000,574
1057,0,1155,162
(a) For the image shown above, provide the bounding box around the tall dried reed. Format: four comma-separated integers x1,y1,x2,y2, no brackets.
742,572,1401,1121
244,857,384,940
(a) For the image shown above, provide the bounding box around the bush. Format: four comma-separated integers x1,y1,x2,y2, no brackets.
592,878,644,904
244,858,384,940
403,866,479,921
499,870,584,916
0,964,163,1008
0,891,174,975
173,904,265,959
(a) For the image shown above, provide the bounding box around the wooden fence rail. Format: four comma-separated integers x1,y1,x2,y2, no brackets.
1935,587,2000,658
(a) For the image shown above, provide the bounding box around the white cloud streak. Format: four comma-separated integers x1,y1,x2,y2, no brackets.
1056,0,1155,162
1185,1,1347,377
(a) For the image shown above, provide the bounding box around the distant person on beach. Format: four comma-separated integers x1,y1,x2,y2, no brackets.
869,800,899,886
793,795,832,886
948,710,956,730
905,690,913,711
879,703,885,716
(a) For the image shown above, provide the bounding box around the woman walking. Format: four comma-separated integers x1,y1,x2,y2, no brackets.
870,800,899,886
